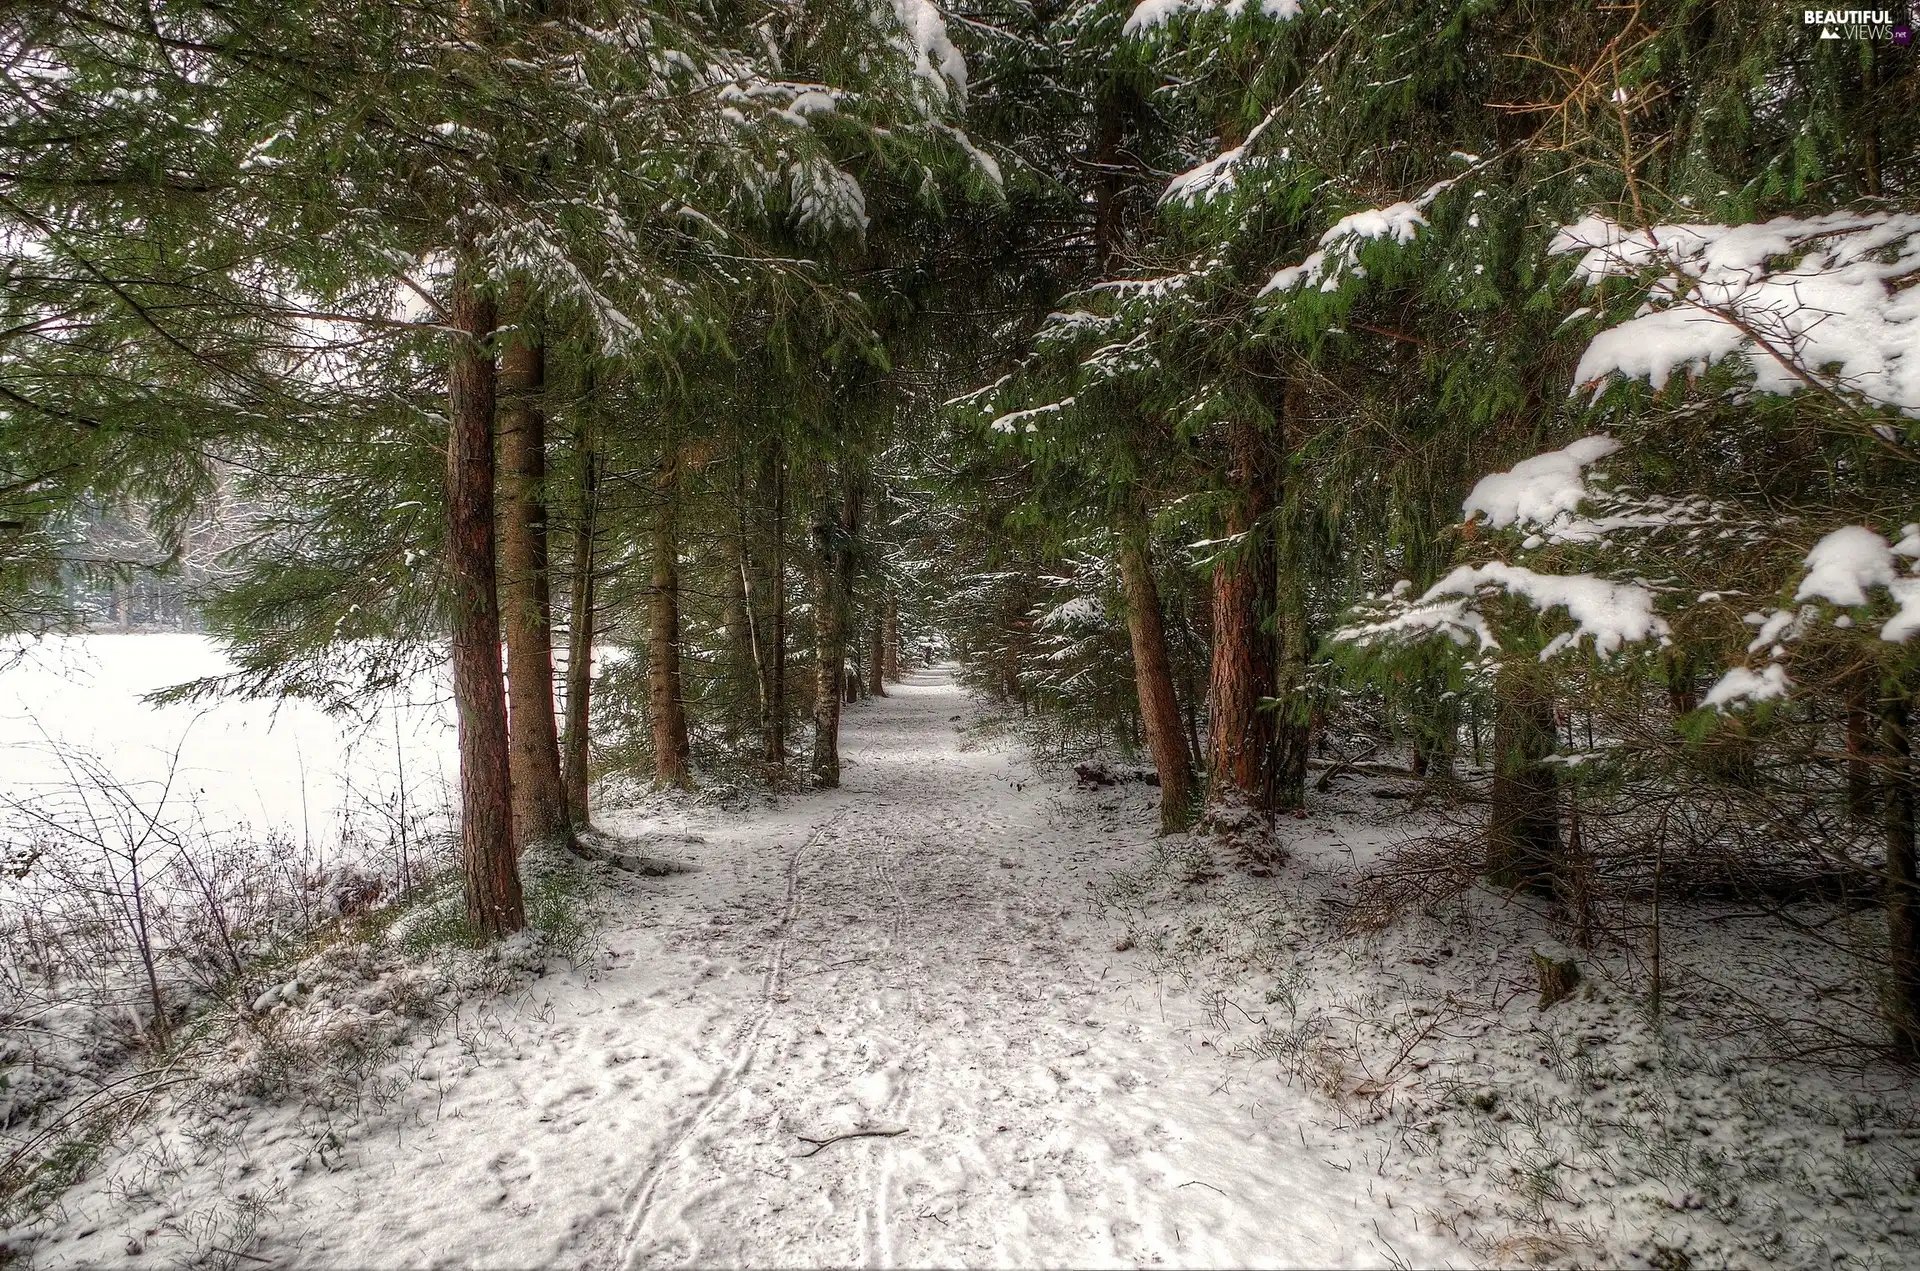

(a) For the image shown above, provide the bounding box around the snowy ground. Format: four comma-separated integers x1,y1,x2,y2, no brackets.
13,668,1465,1269
12,666,1919,1269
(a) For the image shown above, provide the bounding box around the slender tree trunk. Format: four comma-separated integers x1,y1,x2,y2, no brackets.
883,596,901,682
1118,510,1194,832
649,449,692,786
1204,416,1275,832
1269,572,1313,811
1089,74,1141,275
867,604,887,697
728,458,769,748
1265,377,1312,813
809,464,851,787
1882,687,1920,1060
561,403,597,826
1848,669,1877,821
1487,661,1561,897
446,271,523,937
497,289,569,850
766,448,788,767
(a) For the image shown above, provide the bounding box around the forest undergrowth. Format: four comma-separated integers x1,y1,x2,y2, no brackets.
1054,732,1920,1270
0,801,609,1258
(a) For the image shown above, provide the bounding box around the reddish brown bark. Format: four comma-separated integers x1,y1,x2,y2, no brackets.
649,450,692,787
1848,669,1877,821
498,293,569,849
561,407,597,825
882,596,901,682
1487,662,1561,897
1204,417,1275,828
1119,515,1194,832
446,273,523,937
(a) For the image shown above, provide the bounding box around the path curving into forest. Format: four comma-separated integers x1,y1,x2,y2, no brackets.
90,668,1464,1270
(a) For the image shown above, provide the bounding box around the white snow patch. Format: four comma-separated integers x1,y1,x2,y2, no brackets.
1796,525,1900,606
789,158,869,234
1553,210,1920,413
14,671,1465,1270
1123,0,1300,33
1426,564,1669,658
1463,435,1621,530
1702,663,1791,711
1259,183,1449,297
892,0,969,106
1163,143,1249,206
1335,563,1667,659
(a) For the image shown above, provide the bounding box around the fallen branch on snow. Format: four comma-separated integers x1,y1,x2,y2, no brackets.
794,1127,908,1157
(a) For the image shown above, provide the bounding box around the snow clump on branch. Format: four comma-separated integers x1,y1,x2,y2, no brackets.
1793,525,1920,643
1123,0,1300,35
1702,664,1792,712
1335,564,1668,660
1335,437,1672,659
1463,435,1621,531
1552,210,1920,414
892,0,969,107
1258,182,1450,296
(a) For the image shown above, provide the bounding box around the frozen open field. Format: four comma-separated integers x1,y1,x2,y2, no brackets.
0,634,459,864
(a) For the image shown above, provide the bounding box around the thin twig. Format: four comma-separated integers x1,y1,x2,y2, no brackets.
794,1127,908,1157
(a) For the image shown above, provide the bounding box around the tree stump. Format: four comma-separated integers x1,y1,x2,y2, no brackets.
1533,942,1581,1008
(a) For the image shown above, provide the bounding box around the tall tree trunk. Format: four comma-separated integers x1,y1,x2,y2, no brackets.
882,595,901,682
727,454,769,749
1883,687,1920,1060
1089,73,1143,275
1487,661,1561,897
561,403,597,826
649,449,692,786
446,271,523,938
1204,416,1275,833
809,464,851,787
497,289,569,850
1265,377,1312,813
1118,509,1194,832
1848,668,1878,821
765,447,788,768
720,471,758,746
867,604,887,697
1269,569,1313,811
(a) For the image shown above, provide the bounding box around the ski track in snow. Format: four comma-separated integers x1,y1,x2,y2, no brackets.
615,810,843,1263
26,668,1468,1270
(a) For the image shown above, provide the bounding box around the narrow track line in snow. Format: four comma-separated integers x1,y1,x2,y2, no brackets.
615,810,845,1267
868,831,913,1269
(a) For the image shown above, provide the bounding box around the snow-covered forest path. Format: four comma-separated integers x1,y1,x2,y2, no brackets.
154,669,1465,1269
